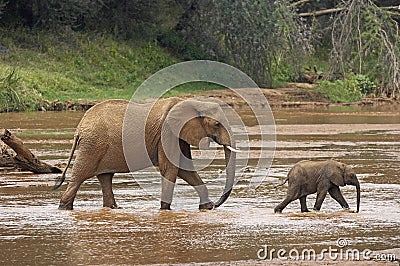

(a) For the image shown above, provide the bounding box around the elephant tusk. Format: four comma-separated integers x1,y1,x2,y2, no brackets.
226,145,242,153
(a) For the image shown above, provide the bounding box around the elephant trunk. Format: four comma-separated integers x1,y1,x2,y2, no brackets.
214,145,236,208
355,180,360,213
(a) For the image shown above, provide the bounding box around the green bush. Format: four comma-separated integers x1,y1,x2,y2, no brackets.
316,73,376,102
354,74,376,95
0,69,43,112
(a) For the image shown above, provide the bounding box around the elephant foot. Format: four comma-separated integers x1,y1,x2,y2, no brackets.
199,202,214,210
312,208,320,212
103,203,118,209
102,195,118,209
342,206,350,210
301,208,310,213
274,207,282,213
160,201,171,210
58,202,73,210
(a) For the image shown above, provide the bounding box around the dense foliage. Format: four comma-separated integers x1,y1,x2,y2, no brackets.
174,0,311,87
0,0,399,108
330,0,400,97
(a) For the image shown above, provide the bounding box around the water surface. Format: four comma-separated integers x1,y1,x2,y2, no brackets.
0,105,399,265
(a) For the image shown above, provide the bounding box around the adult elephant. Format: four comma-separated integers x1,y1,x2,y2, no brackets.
53,97,238,210
274,160,360,213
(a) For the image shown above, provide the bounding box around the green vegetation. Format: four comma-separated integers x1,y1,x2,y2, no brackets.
0,28,179,110
0,28,226,111
315,73,376,102
0,69,43,111
0,0,399,112
330,0,400,98
177,1,311,87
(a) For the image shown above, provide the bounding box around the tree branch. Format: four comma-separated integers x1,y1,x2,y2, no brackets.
380,6,400,11
297,5,399,17
298,7,344,17
0,129,62,173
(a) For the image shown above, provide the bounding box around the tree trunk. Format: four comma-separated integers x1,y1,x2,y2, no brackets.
0,129,62,174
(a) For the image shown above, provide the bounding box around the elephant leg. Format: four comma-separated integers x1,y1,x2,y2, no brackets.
158,138,180,210
158,158,179,210
160,173,177,210
178,169,213,210
177,141,213,210
59,177,84,210
274,197,294,213
97,173,117,209
328,186,349,210
313,189,328,211
58,146,105,210
274,190,299,213
299,196,310,212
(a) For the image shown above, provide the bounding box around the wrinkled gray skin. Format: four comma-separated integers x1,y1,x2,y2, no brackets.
54,97,236,210
274,160,360,213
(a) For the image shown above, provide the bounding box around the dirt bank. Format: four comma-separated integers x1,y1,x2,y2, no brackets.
33,83,399,112
185,83,398,109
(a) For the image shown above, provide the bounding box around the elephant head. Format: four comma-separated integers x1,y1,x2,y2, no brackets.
328,161,360,212
164,100,237,207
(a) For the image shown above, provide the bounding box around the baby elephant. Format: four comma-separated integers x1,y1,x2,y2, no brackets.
274,160,360,213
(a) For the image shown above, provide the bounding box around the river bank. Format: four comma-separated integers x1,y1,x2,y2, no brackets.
6,84,398,113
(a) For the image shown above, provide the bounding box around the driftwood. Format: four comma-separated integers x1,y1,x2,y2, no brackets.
0,129,62,174
0,141,15,167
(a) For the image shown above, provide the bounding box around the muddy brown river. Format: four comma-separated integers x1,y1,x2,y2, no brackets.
0,105,399,265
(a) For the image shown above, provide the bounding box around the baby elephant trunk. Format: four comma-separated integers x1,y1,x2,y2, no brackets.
355,181,360,213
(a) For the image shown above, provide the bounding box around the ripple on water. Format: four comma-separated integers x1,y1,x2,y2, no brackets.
1,107,399,264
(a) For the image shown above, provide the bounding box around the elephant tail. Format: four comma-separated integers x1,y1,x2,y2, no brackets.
52,134,79,190
274,177,288,188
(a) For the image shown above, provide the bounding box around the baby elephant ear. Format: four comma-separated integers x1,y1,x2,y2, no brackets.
329,162,346,186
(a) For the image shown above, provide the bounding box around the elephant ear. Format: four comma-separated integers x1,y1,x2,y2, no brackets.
327,161,346,187
165,100,220,138
161,100,221,169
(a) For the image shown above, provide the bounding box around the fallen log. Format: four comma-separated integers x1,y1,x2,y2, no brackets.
0,129,62,174
0,142,15,167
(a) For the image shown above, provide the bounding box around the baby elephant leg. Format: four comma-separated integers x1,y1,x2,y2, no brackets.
313,189,328,211
275,190,298,213
97,173,117,208
299,196,310,212
328,186,349,210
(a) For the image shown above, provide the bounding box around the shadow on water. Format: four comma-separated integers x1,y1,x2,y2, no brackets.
0,105,399,265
